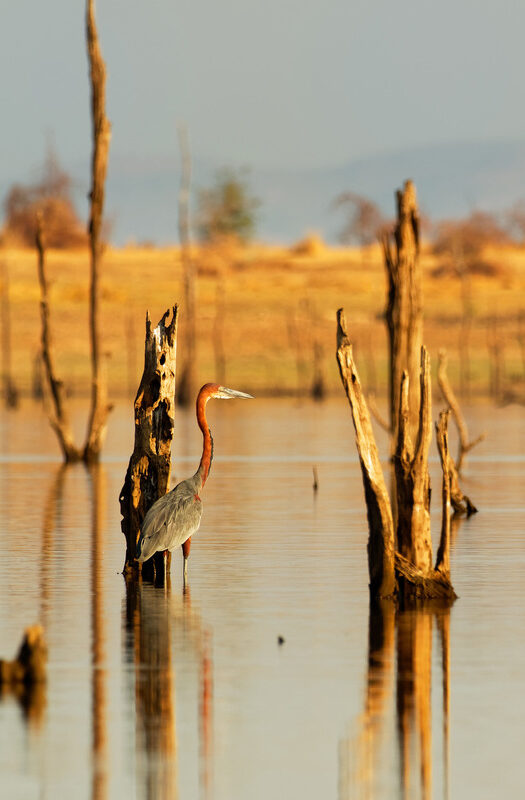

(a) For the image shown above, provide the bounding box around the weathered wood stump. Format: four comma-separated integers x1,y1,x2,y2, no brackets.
120,306,178,581
336,309,456,603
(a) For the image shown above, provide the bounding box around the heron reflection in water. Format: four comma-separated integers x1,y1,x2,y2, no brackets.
137,383,253,582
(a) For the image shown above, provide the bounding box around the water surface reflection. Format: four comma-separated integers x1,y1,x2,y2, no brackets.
341,600,452,800
0,400,523,798
123,576,213,800
90,464,108,800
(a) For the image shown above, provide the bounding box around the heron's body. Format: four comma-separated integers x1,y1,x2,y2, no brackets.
136,382,252,579
137,474,203,562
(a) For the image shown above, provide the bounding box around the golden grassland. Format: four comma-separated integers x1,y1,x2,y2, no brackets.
2,236,524,400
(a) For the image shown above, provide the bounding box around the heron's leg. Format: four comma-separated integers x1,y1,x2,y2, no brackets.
182,537,191,587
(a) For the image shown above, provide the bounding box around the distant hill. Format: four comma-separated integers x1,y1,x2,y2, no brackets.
3,139,525,245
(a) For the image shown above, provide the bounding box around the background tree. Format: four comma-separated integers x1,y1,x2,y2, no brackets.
432,209,510,399
333,191,387,246
2,144,87,249
431,211,510,278
504,199,525,244
196,167,259,243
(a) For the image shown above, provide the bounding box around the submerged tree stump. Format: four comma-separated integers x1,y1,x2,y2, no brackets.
120,307,178,580
0,624,47,723
0,624,47,686
336,309,456,603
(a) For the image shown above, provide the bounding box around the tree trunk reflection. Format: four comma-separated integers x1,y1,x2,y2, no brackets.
89,464,107,800
341,600,452,800
123,576,214,799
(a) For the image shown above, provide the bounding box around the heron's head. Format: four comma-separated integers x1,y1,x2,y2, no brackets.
197,384,254,410
211,384,254,400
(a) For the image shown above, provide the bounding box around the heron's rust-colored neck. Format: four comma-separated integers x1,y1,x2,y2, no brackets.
196,384,218,487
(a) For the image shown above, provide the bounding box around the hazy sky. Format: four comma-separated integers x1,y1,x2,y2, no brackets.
2,0,525,181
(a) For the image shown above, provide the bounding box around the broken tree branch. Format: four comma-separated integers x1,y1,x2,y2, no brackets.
367,393,391,433
434,410,452,578
36,214,82,463
0,257,19,408
437,348,485,472
336,308,396,599
437,349,479,515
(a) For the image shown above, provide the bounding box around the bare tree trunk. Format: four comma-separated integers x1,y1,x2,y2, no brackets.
119,307,178,579
382,180,422,440
394,351,433,575
0,257,19,408
487,315,504,403
364,329,378,395
287,303,309,397
125,311,138,398
177,122,197,407
458,266,473,401
311,340,326,401
518,310,525,379
36,216,82,463
84,0,112,463
213,280,226,385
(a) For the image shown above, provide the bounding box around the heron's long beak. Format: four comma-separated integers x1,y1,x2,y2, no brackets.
216,386,254,400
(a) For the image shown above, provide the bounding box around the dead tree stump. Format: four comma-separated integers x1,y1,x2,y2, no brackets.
0,624,47,686
336,309,456,603
120,307,178,580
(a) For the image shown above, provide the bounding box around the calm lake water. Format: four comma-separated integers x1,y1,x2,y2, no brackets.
0,398,523,799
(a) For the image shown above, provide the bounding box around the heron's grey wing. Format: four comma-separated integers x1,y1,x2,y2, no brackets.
137,486,203,562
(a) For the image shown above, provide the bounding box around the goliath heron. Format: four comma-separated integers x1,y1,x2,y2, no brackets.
137,383,253,581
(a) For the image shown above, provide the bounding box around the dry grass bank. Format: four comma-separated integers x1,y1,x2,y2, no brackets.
1,237,524,400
